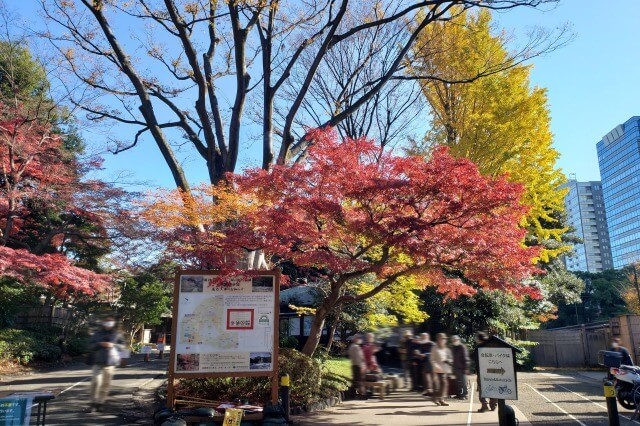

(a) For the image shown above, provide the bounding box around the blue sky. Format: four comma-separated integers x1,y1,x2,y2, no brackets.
495,0,640,182
11,1,640,187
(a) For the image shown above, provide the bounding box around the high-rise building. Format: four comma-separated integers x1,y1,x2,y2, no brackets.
562,179,613,272
597,116,640,268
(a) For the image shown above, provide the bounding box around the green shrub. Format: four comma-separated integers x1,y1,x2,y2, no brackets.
279,335,298,349
177,348,334,407
504,337,537,371
65,331,90,356
0,328,62,364
279,348,323,404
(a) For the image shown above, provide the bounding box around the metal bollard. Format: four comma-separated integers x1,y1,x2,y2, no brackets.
497,400,518,426
280,373,290,422
604,380,620,426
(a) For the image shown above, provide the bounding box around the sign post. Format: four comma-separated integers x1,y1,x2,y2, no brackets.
167,270,280,409
477,336,521,426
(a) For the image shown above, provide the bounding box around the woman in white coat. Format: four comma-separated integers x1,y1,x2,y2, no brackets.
430,333,453,406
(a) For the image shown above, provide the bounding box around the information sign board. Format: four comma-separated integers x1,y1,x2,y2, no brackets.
171,271,279,376
166,270,280,408
477,347,517,400
0,396,33,426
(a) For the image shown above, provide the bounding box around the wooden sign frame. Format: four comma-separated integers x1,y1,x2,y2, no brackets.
166,269,280,409
477,335,521,401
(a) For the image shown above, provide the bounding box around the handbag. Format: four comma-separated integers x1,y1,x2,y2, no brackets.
365,373,381,382
85,351,95,366
107,347,121,366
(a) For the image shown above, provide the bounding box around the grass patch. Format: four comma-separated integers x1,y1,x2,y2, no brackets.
319,356,351,395
322,357,352,380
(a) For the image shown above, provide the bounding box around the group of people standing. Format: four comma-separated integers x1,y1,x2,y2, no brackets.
348,333,383,398
398,331,470,406
350,329,497,412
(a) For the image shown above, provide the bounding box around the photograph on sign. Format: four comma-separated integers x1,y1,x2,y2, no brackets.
173,273,276,374
180,275,204,292
477,347,518,400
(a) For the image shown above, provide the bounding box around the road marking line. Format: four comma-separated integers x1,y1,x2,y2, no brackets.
525,383,587,426
554,383,640,425
554,384,607,410
59,376,92,395
467,381,475,426
46,360,158,397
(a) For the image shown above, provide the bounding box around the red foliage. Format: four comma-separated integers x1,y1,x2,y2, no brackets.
0,103,111,297
0,247,110,298
178,127,541,299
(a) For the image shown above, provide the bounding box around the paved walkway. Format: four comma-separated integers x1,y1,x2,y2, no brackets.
296,383,531,426
0,352,169,425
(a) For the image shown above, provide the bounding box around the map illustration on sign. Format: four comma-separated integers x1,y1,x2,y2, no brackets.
180,295,239,349
173,273,277,374
477,347,517,400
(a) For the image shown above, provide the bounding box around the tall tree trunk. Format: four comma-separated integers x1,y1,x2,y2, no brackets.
301,305,328,356
301,289,341,356
325,308,341,353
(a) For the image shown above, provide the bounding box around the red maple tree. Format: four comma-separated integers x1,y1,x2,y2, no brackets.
0,103,110,299
164,127,541,355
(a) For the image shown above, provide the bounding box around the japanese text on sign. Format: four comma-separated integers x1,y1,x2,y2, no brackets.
477,347,517,400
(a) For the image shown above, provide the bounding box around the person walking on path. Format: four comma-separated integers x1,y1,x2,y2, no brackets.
430,333,452,406
610,337,633,366
348,335,366,398
451,335,470,400
88,316,125,413
473,332,497,412
398,330,413,389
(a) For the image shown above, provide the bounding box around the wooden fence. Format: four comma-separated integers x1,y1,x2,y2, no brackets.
14,305,77,330
526,315,640,368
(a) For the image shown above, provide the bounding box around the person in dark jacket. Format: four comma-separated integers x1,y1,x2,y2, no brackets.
398,330,413,389
610,337,633,366
416,333,434,396
409,335,423,392
450,335,470,400
88,316,124,412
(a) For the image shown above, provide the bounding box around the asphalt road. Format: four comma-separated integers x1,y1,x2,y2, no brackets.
514,370,637,425
2,361,637,426
0,353,169,425
297,369,639,426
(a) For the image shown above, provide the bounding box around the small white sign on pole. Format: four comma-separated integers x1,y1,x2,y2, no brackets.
477,347,517,400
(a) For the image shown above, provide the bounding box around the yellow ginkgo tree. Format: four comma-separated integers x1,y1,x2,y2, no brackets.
409,8,569,262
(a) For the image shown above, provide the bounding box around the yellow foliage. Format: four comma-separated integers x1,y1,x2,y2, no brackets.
410,8,569,262
289,304,317,316
622,286,640,315
348,275,428,329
